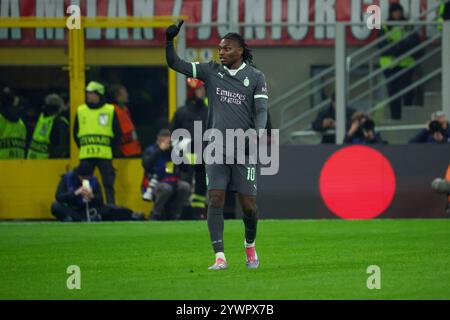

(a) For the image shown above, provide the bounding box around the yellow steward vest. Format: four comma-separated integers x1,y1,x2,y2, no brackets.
77,103,115,160
379,25,415,69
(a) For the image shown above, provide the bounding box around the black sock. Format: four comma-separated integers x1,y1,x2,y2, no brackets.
243,212,258,244
207,206,224,253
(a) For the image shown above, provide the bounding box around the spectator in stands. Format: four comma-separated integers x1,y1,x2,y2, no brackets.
170,78,208,217
142,129,191,221
0,86,27,159
409,111,450,144
378,3,420,120
311,93,355,143
22,104,38,148
51,162,105,222
438,0,450,28
27,94,69,159
110,84,142,158
344,111,385,144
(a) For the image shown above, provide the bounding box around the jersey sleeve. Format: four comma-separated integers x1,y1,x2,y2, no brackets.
166,39,215,82
254,72,269,100
254,72,269,131
191,61,215,82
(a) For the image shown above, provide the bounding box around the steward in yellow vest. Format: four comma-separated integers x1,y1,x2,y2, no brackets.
438,1,450,30
377,3,419,120
27,94,69,159
0,87,26,159
73,81,122,204
378,24,416,69
378,3,418,70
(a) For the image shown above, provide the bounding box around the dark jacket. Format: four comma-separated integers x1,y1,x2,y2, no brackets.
0,102,22,123
142,144,188,184
312,105,355,143
55,172,104,209
409,125,450,144
344,131,385,144
169,99,208,137
48,115,69,158
444,2,450,20
72,100,122,156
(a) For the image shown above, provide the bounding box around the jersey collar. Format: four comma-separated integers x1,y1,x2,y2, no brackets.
223,62,247,76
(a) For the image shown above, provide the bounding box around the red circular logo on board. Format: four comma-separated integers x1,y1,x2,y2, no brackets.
319,145,396,220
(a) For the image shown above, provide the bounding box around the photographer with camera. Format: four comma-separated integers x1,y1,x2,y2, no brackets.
141,129,191,221
344,112,385,144
51,162,105,222
52,162,144,222
409,111,450,144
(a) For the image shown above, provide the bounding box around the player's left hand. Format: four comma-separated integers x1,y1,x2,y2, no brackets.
166,20,184,41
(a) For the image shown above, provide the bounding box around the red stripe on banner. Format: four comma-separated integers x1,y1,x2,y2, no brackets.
0,0,431,47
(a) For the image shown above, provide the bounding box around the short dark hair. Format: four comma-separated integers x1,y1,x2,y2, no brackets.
110,84,126,99
157,128,171,138
222,33,253,65
0,86,15,107
75,162,94,177
389,3,404,16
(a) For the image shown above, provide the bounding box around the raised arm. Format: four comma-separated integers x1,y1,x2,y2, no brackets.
166,20,194,77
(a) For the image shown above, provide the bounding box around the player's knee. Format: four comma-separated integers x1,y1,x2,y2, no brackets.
209,196,224,208
208,192,225,209
242,201,257,218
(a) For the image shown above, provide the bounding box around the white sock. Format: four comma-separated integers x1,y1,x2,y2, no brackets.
244,240,255,248
215,252,226,261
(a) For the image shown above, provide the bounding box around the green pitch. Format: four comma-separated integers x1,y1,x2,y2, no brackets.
0,219,449,300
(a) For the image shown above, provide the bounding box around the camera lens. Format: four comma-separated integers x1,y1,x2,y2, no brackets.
429,120,442,133
363,119,375,131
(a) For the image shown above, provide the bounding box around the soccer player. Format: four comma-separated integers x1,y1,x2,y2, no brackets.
165,21,269,270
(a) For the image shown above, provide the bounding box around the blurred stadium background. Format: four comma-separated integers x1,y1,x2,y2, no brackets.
0,0,449,220
0,0,450,301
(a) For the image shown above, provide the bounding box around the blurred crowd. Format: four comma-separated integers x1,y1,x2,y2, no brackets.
312,93,449,145
0,86,69,159
1,2,449,220
0,83,143,161
0,78,239,222
311,2,450,145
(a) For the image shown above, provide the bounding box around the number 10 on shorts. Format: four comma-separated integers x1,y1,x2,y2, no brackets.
247,167,256,181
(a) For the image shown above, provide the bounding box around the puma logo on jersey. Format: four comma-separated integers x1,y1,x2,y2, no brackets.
218,72,224,79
